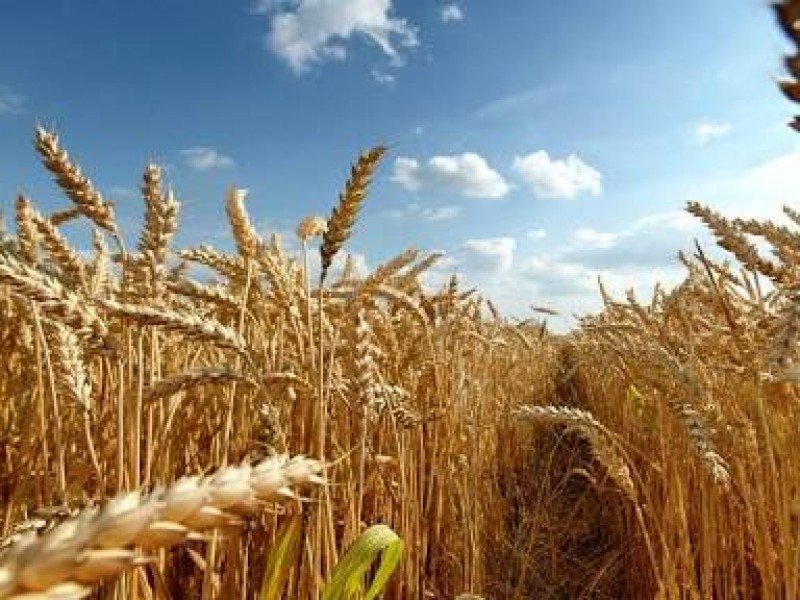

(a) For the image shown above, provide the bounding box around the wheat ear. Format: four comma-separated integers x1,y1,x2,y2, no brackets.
43,321,92,413
686,201,786,283
28,205,86,288
0,455,323,599
33,127,118,236
320,146,386,284
775,0,800,130
14,195,39,265
515,405,637,501
138,165,180,294
95,298,246,351
0,251,107,339
226,188,261,260
141,368,251,403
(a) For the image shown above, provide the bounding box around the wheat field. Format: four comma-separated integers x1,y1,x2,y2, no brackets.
2,2,800,599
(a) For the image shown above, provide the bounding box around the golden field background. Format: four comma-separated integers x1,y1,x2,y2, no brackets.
2,3,800,598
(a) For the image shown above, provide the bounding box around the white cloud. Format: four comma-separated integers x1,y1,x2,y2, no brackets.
521,256,597,296
440,4,463,23
453,148,800,327
512,151,602,199
573,228,619,249
392,153,510,199
180,147,235,171
461,237,516,273
475,84,568,119
687,150,800,223
0,89,23,115
695,121,731,145
302,248,370,280
371,68,396,85
386,202,461,222
479,211,701,326
391,157,422,191
423,205,461,221
527,229,547,241
562,212,701,269
256,0,418,73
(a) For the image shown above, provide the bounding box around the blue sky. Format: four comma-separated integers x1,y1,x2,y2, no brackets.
1,0,799,326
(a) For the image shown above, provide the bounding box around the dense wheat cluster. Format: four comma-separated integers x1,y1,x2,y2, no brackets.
2,3,800,598
0,127,563,599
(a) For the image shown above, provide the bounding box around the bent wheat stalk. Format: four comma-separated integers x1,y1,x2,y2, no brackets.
0,455,323,599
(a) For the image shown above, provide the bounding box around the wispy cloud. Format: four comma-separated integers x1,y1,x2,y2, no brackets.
0,89,23,115
392,153,509,199
387,202,461,222
180,147,235,171
254,0,418,73
695,121,731,145
687,150,800,221
512,151,602,199
527,229,547,241
371,68,396,85
475,84,566,119
560,212,699,269
440,4,463,23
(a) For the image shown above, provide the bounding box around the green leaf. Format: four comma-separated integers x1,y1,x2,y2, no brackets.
322,524,404,600
258,515,303,600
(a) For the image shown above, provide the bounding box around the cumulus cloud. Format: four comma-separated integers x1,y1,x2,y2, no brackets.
458,148,800,327
391,157,422,191
255,0,418,73
411,212,699,329
0,89,23,115
527,229,547,240
440,4,463,22
180,147,235,171
506,210,705,327
695,121,731,145
512,151,602,199
391,153,509,199
461,237,516,273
